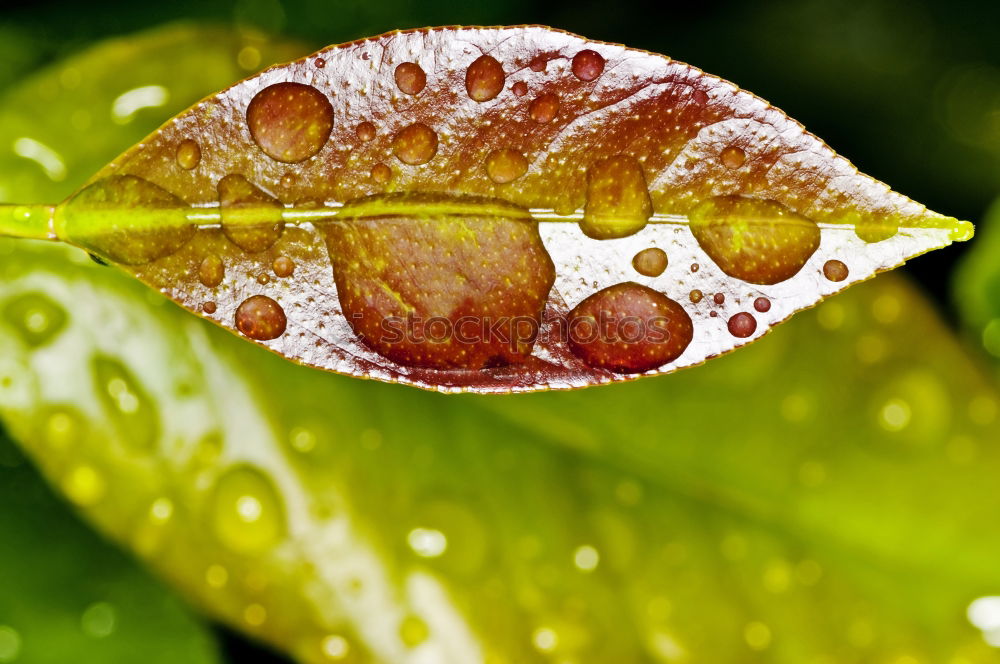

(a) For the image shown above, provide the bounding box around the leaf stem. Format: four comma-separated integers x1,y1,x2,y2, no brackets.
0,204,57,240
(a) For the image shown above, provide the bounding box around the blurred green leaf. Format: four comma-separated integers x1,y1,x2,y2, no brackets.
4,21,1000,664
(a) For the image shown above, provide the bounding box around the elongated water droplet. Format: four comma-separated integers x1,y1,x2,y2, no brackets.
529,92,559,124
175,139,201,170
823,259,849,282
3,292,67,347
484,148,528,184
728,312,757,338
689,195,820,285
572,49,605,81
210,465,286,553
246,82,333,163
217,174,284,252
567,282,692,373
356,121,376,142
272,255,294,278
235,295,287,340
581,156,652,239
59,175,194,265
394,62,427,95
198,255,224,287
632,248,667,277
465,55,505,102
92,354,158,450
392,123,438,165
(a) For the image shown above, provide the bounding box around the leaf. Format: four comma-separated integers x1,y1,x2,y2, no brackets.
0,26,973,392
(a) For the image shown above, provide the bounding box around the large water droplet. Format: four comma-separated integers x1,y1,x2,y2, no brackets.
823,259,849,282
3,292,67,347
719,146,746,169
323,193,555,370
235,295,287,340
272,255,295,278
392,123,438,165
59,175,195,265
728,312,757,338
465,55,505,102
528,92,559,124
246,82,333,163
485,148,528,184
217,174,284,252
632,248,667,277
581,156,652,239
198,254,224,288
210,465,286,553
567,282,693,373
175,139,201,170
92,354,158,450
689,195,820,285
394,62,427,95
572,49,606,82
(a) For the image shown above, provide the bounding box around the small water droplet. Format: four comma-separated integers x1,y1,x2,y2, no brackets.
529,56,547,72
3,292,67,347
719,145,746,169
632,248,668,277
256,273,270,285
198,255,225,287
246,82,333,163
512,81,528,96
713,292,725,305
823,259,849,282
211,465,286,553
581,156,652,239
371,162,392,183
567,282,693,373
690,263,699,272
202,301,217,314
690,195,820,285
728,312,757,338
314,57,325,68
356,120,376,142
175,139,201,170
218,174,284,252
689,289,703,303
572,49,605,81
485,148,528,184
753,297,771,312
93,354,157,450
272,255,295,277
280,172,296,188
235,295,286,340
394,62,427,95
392,122,438,165
710,310,718,317
529,92,559,123
465,55,505,102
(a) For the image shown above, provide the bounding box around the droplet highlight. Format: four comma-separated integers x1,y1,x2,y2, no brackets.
632,248,668,277
484,148,528,184
394,62,427,95
581,156,652,239
246,82,333,163
235,295,287,340
465,55,505,102
392,123,438,165
572,49,606,82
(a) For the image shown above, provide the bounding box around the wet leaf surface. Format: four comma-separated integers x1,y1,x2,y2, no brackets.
4,26,972,392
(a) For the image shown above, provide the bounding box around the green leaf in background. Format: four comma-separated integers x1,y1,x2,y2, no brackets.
5,21,1000,664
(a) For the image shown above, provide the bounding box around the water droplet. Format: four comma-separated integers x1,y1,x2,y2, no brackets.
719,145,746,169
689,195,820,285
93,354,157,450
529,56,547,72
175,139,201,170
321,635,350,660
210,464,286,553
690,263,699,272
272,255,295,277
235,295,287,340
0,626,22,662
572,49,605,81
689,289,703,303
314,57,326,68
81,602,116,638
573,545,600,572
512,81,528,96
713,292,725,305
246,82,333,163
60,175,195,265
528,92,559,124
710,310,718,317
3,292,67,347
356,120,376,142
632,248,668,277
581,156,652,239
198,254,225,287
400,615,430,647
392,122,438,165
218,174,284,252
63,464,105,506
394,62,427,95
202,301,217,314
753,297,771,312
728,312,757,338
280,172,296,188
484,148,528,184
256,273,270,285
465,55,505,102
567,282,693,373
371,162,392,183
823,259,849,282
408,527,447,558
